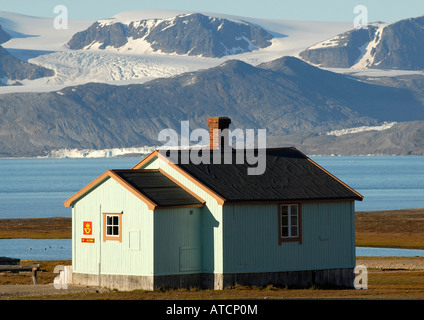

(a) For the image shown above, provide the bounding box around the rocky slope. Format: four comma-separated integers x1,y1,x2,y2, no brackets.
0,45,55,84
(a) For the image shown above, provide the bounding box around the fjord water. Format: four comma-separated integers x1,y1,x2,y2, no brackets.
0,155,423,219
313,155,424,212
0,157,139,219
2,240,424,261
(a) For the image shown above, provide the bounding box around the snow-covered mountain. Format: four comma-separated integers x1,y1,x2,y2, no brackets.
0,10,352,92
67,13,274,57
300,15,424,70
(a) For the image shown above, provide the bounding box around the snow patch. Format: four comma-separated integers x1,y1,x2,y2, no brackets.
351,24,387,69
326,122,397,136
97,19,116,27
308,34,345,50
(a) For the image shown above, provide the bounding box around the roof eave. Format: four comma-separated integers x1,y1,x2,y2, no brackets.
64,171,111,208
133,150,226,206
64,170,158,210
223,197,363,205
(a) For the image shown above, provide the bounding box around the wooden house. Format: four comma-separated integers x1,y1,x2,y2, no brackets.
64,117,363,291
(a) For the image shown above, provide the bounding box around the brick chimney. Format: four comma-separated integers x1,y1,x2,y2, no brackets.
207,117,232,150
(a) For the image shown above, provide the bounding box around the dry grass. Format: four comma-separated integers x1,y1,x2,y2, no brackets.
0,217,71,239
7,269,424,300
355,208,424,249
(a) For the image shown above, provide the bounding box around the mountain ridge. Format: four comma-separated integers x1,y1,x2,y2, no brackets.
0,56,423,157
67,13,274,57
299,15,424,70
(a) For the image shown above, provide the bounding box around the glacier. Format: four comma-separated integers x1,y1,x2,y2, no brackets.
46,146,157,158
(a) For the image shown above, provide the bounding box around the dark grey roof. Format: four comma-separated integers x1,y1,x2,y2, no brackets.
112,170,203,207
166,148,362,203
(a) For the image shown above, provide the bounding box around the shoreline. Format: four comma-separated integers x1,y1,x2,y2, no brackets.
0,208,423,249
1,153,424,159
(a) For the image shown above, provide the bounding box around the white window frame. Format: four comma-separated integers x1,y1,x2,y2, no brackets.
279,203,301,244
106,214,120,237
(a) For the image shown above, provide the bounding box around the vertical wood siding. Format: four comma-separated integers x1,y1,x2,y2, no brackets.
153,207,202,275
143,157,224,274
222,201,355,273
73,178,154,277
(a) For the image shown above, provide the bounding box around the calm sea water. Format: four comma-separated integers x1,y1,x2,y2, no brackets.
311,156,424,211
0,239,71,260
0,157,139,219
0,155,423,260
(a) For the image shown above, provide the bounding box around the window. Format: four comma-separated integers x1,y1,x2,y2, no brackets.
279,204,302,244
103,212,122,242
106,215,120,236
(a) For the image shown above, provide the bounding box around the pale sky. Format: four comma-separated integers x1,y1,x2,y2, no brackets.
1,0,424,22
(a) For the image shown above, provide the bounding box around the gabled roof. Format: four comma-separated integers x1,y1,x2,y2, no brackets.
133,148,363,204
66,147,362,209
64,169,205,209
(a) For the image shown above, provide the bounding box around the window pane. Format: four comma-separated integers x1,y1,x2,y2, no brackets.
107,226,112,235
107,216,113,225
113,216,119,225
113,226,119,235
281,214,288,227
290,205,298,216
281,226,288,237
291,214,297,226
281,205,288,230
291,226,298,237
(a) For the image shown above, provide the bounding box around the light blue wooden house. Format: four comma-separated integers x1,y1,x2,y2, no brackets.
64,117,363,291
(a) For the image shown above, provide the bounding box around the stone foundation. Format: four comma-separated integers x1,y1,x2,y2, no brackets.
72,273,154,291
72,268,354,291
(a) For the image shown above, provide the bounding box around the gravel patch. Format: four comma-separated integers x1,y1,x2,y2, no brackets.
0,284,101,298
357,257,424,270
